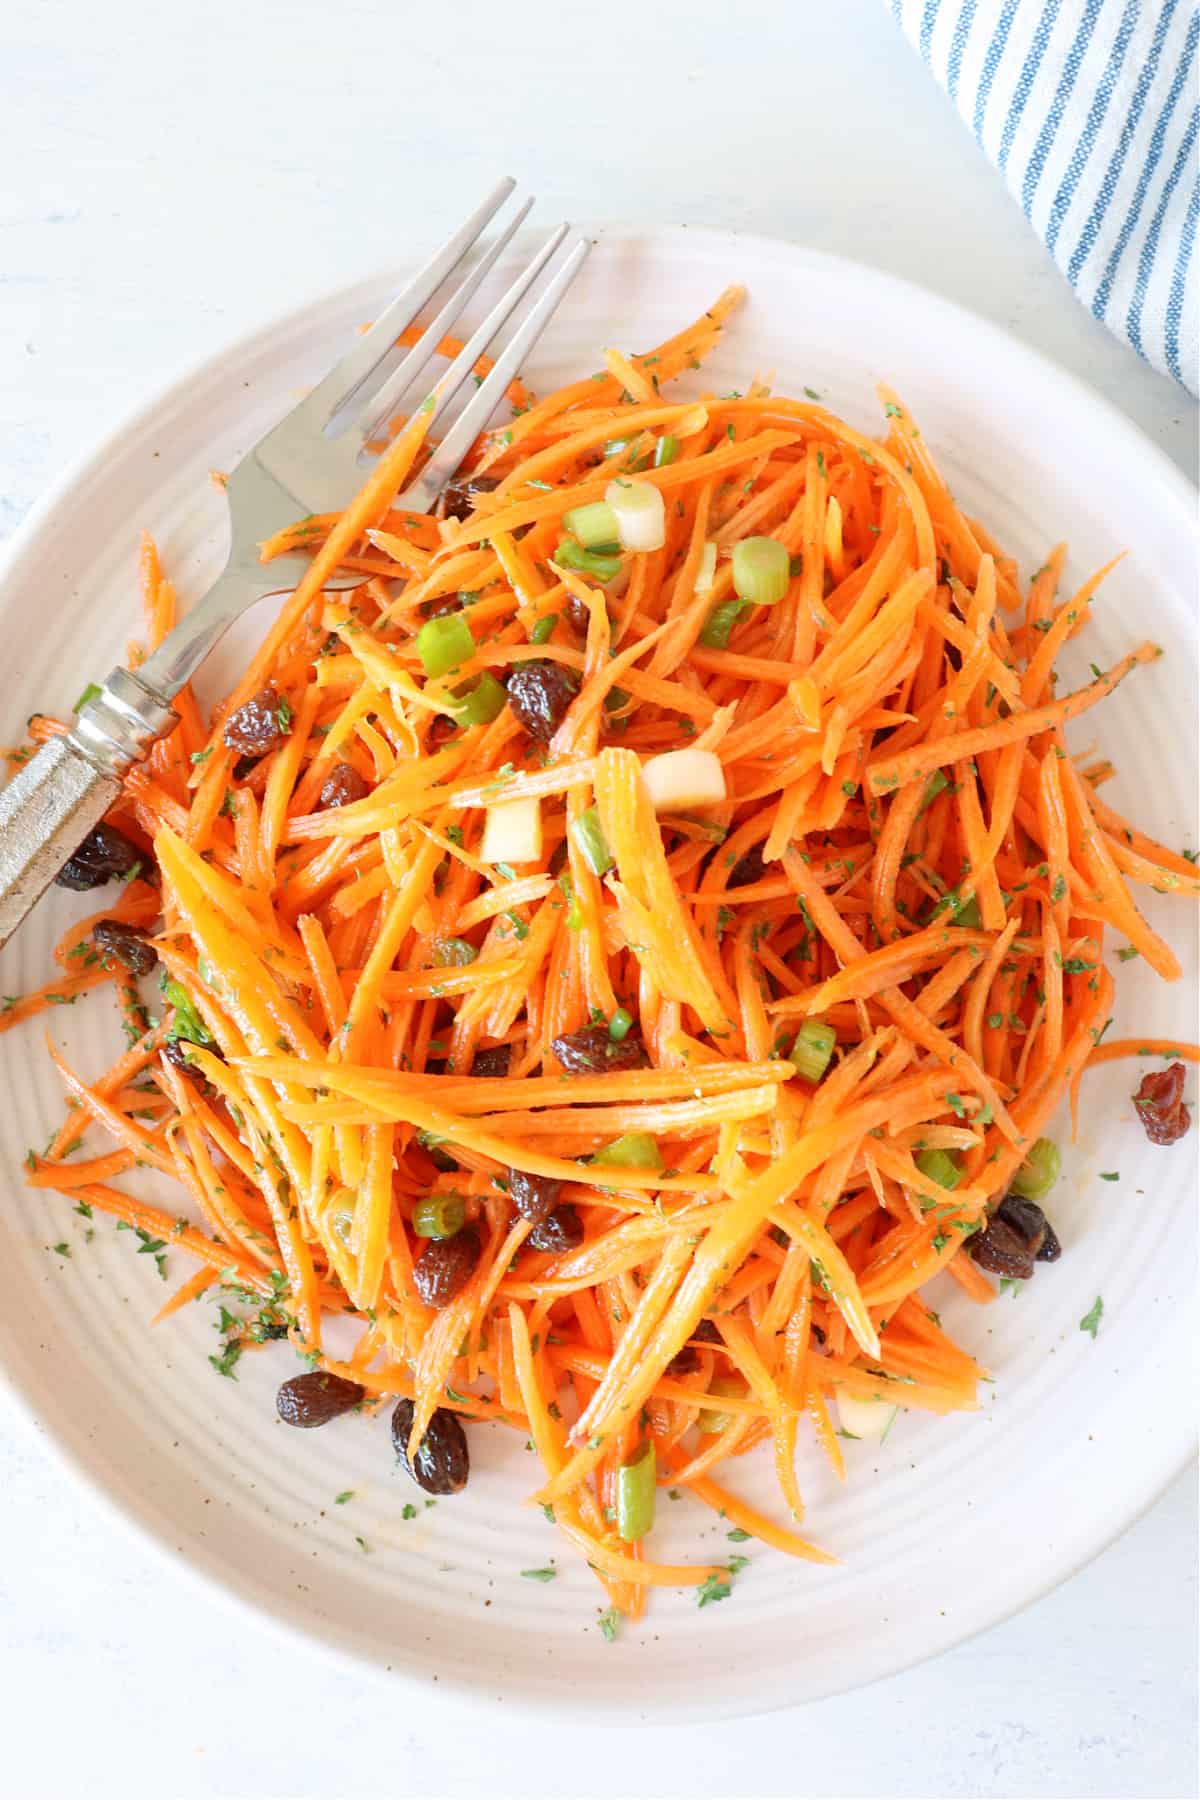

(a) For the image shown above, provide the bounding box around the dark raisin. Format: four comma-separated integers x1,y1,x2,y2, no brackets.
968,1216,1037,1281
162,1035,225,1086
391,1397,469,1495
527,1204,584,1254
440,472,500,524
1132,1061,1191,1145
729,843,767,888
56,823,142,891
565,591,613,639
427,712,459,748
412,1224,481,1308
666,1345,700,1375
995,1192,1050,1258
551,1024,648,1074
319,762,369,810
276,1371,365,1427
693,1318,721,1343
508,1167,562,1226
1036,1219,1063,1263
92,919,158,976
505,660,580,743
222,686,290,759
469,1044,511,1079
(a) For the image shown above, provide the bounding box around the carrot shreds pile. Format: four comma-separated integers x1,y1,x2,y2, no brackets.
9,291,1197,1626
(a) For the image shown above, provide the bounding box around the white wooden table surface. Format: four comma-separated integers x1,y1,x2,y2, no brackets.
1,2,1195,1796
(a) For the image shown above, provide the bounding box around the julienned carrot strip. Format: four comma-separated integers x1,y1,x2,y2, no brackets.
1083,1038,1199,1067
15,298,1191,1618
865,643,1163,795
151,1266,217,1324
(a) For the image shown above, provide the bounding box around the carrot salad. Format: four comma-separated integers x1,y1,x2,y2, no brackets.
7,288,1197,1625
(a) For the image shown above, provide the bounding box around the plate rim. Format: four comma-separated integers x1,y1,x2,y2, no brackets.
0,221,1195,1721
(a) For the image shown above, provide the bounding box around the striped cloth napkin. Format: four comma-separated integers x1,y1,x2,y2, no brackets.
891,0,1199,395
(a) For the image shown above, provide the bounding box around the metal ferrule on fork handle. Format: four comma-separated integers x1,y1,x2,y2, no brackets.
0,670,177,952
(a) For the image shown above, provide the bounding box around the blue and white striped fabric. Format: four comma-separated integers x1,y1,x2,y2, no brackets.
891,0,1199,394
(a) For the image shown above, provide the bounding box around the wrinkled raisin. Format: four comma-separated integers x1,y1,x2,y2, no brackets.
391,1397,469,1495
222,686,290,759
469,1044,511,1079
565,591,612,639
1132,1062,1192,1145
162,1035,225,1086
276,1371,364,1427
1037,1219,1063,1263
92,919,158,975
440,472,500,524
56,823,142,891
729,843,767,888
528,1204,584,1254
505,660,579,743
551,1024,648,1074
508,1167,562,1226
968,1216,1037,1281
995,1193,1051,1258
319,762,369,810
412,1224,481,1308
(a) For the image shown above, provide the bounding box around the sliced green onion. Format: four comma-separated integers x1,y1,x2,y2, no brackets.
554,539,623,583
608,1006,634,1041
699,598,749,649
416,1129,457,1172
331,1206,354,1246
593,1131,662,1171
790,1020,836,1084
698,1373,742,1435
654,434,680,468
953,893,982,930
571,805,614,876
530,613,558,645
433,938,477,967
602,437,632,458
162,977,213,1046
451,671,507,726
605,478,666,552
74,682,102,713
562,500,619,550
417,613,475,678
1010,1136,1060,1201
731,536,790,606
558,870,583,931
693,540,717,596
915,1147,963,1191
412,1193,466,1239
615,1441,656,1542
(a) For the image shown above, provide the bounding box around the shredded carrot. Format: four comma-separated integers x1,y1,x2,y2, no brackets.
9,288,1194,1627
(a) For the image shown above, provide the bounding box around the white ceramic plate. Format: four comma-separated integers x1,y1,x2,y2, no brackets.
0,228,1195,1721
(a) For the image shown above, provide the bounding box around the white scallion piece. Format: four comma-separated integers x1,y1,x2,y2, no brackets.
605,478,666,553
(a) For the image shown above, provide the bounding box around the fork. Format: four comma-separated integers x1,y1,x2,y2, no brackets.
0,181,589,951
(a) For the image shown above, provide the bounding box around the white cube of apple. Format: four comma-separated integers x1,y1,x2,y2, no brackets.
481,796,542,865
642,748,727,813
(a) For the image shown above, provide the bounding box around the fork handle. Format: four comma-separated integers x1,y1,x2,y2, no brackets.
0,667,177,952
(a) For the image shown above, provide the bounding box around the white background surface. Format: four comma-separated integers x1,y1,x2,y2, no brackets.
1,2,1195,1797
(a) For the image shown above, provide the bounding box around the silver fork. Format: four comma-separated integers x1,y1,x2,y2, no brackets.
0,181,589,951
